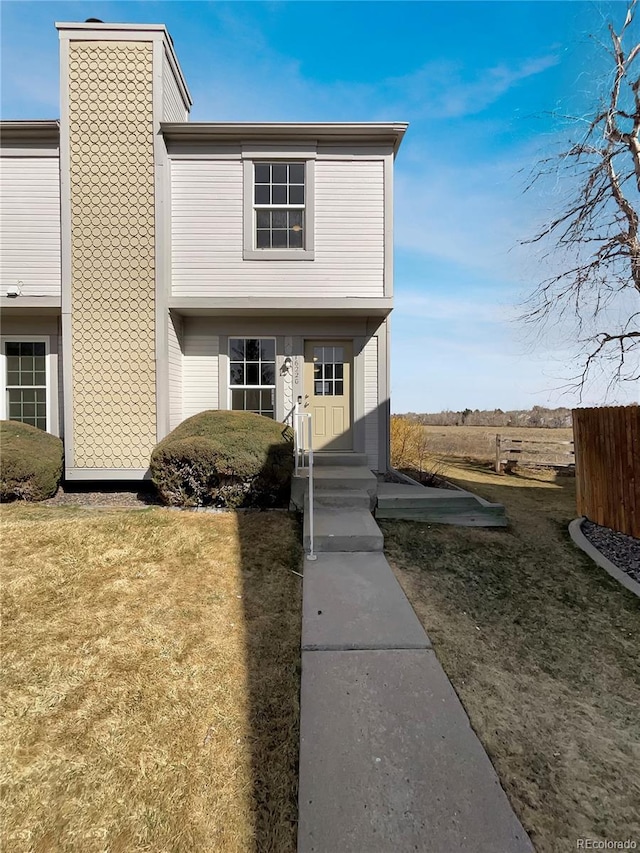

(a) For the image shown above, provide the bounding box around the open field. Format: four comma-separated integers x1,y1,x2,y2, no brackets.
1,505,302,853
420,425,574,467
382,458,640,852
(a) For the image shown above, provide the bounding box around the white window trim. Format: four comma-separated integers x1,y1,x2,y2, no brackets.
228,336,277,417
0,335,52,433
242,157,316,261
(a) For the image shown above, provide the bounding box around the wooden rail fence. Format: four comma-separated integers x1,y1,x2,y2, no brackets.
495,435,575,473
573,405,640,539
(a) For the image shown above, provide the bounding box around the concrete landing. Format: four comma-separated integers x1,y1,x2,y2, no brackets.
303,507,383,552
298,649,534,853
302,552,431,651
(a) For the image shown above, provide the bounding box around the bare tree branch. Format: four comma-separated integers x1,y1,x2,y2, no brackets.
521,1,640,397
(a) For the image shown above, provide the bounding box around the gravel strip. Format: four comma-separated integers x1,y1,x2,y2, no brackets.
581,520,640,584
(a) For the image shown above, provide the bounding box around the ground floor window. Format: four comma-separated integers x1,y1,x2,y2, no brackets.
2,339,48,430
229,337,276,418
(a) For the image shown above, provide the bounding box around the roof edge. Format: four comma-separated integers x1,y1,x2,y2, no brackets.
0,120,60,141
161,121,408,153
55,21,170,32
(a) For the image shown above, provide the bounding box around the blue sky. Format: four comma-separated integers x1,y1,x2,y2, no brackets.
2,0,637,412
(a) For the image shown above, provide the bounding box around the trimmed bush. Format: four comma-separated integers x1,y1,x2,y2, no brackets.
0,420,63,501
150,410,294,507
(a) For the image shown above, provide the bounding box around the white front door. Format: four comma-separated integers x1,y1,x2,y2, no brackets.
303,340,352,451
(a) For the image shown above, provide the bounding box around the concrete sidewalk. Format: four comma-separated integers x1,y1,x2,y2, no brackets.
297,552,534,853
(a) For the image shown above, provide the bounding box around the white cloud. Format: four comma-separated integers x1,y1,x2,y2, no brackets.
393,155,537,284
395,291,514,325
382,53,560,120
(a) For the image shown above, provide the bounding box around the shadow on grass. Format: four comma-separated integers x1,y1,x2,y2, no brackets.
235,443,303,853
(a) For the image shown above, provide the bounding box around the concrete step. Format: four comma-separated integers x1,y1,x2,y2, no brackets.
375,482,507,526
376,508,509,527
292,466,377,510
313,465,377,492
312,452,369,467
378,493,481,513
377,483,474,506
305,489,371,510
303,507,383,552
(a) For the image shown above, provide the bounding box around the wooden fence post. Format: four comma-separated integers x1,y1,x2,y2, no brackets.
495,434,501,473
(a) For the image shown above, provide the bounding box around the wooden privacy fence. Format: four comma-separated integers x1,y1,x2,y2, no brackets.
573,405,640,538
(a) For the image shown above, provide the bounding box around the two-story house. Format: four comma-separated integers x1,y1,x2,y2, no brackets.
0,21,406,481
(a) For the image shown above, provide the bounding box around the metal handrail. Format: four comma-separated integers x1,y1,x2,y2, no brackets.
293,400,316,561
293,398,309,473
293,399,301,474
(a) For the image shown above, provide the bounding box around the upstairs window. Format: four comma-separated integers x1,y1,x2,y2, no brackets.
254,162,305,249
243,155,315,261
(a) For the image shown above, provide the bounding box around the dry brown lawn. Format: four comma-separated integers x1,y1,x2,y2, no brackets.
383,458,640,852
1,505,302,853
421,424,574,467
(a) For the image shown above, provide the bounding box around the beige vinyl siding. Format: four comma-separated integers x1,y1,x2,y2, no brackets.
162,50,188,121
171,158,384,297
168,312,183,431
183,319,219,418
364,335,379,469
0,157,61,297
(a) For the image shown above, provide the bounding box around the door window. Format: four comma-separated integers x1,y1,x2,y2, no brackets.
313,346,345,396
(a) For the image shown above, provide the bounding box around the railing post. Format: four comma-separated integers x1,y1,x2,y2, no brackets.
293,400,300,475
306,415,317,561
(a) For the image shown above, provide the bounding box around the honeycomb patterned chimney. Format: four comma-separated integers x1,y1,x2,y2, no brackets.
57,23,190,477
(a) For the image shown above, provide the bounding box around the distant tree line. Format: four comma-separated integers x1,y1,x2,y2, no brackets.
399,406,573,429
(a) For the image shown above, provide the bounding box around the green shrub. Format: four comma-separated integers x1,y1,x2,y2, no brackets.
150,410,294,507
0,421,63,501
